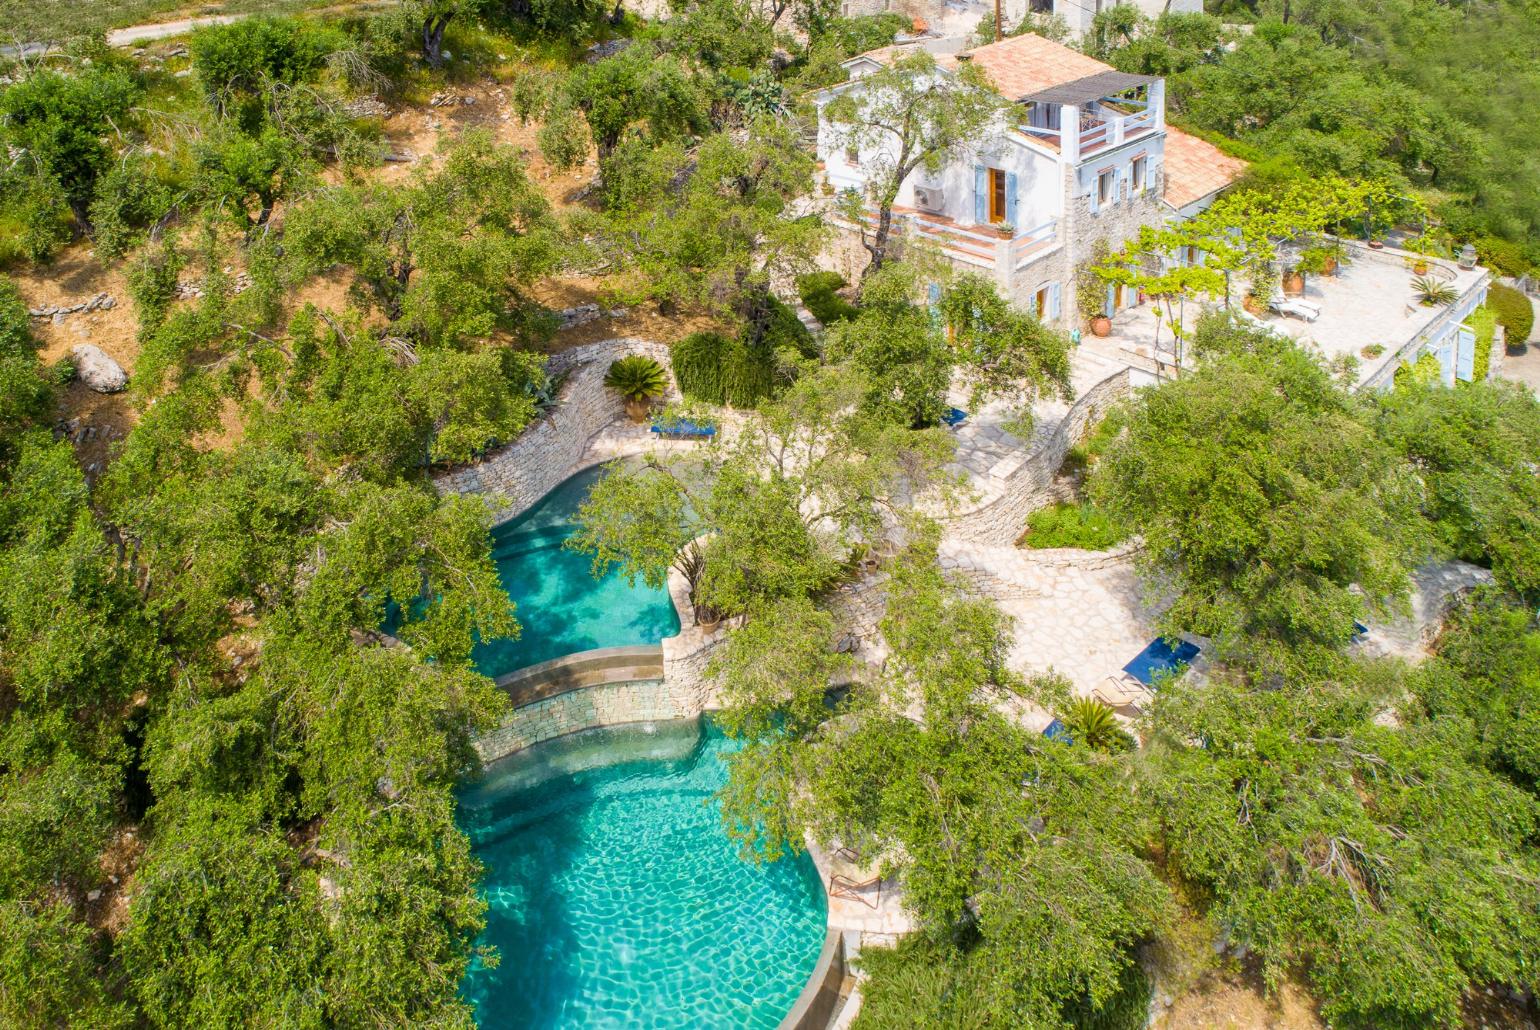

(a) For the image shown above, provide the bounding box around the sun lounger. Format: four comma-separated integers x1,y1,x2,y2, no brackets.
1269,296,1321,322
649,417,716,440
1093,674,1152,712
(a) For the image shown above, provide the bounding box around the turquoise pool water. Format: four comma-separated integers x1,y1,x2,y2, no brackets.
457,720,828,1029
473,463,681,678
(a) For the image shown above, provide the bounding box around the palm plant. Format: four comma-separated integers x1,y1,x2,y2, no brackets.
604,354,668,420
1412,275,1457,307
1060,697,1133,753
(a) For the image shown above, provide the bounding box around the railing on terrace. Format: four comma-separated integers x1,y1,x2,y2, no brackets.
1079,108,1156,155
1011,219,1059,269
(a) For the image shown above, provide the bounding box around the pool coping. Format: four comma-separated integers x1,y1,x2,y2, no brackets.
778,927,848,1030
492,644,666,702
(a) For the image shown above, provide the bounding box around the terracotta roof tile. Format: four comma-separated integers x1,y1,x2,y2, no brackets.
950,34,1114,101
1162,127,1248,210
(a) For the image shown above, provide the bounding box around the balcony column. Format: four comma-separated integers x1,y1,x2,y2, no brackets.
1149,80,1165,127
1061,103,1080,165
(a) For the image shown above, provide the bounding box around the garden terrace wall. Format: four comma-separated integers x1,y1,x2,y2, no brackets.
434,337,675,518
945,368,1131,546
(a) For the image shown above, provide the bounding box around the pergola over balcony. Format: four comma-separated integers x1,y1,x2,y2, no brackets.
1013,71,1162,163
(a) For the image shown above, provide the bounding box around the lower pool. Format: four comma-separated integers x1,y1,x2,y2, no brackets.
473,463,681,679
457,719,828,1029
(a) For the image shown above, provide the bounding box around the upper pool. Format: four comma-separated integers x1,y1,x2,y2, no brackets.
457,719,828,1029
474,462,681,679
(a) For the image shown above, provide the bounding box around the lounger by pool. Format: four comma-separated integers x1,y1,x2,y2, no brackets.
1122,637,1201,687
649,417,716,439
1042,718,1072,744
942,407,968,427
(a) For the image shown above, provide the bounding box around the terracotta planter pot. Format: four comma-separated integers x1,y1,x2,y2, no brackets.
1090,315,1112,337
623,397,651,422
1323,256,1338,276
1413,261,1429,275
996,226,1013,240
1243,294,1266,316
1282,272,1305,297
1368,240,1384,250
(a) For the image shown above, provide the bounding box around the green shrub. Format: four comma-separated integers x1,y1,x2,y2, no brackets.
0,173,72,265
1474,235,1537,279
89,159,174,261
796,271,858,326
191,18,339,113
125,243,185,342
1488,282,1533,347
0,278,36,359
1021,501,1128,550
1469,305,1497,383
1061,409,1125,477
672,331,775,408
763,296,818,358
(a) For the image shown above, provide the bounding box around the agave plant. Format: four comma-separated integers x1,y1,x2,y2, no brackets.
1060,697,1133,753
604,355,668,420
1412,275,1457,307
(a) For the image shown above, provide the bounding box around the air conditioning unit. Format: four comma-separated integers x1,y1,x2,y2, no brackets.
913,185,946,212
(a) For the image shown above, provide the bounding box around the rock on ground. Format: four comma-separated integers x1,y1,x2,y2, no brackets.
70,344,128,393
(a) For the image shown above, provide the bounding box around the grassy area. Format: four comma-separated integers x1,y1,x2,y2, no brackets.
0,0,341,45
1019,500,1129,551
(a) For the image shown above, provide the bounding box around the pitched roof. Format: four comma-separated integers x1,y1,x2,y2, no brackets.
1162,127,1249,210
946,33,1115,102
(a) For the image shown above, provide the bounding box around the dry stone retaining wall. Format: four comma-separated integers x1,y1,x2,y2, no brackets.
945,368,1131,546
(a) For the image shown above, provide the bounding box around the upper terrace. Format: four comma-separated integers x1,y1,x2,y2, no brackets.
1090,241,1492,391
945,34,1163,162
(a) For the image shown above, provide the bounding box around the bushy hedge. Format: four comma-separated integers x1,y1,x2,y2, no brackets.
1020,501,1128,550
796,271,858,326
672,331,775,408
764,296,818,358
1488,283,1534,347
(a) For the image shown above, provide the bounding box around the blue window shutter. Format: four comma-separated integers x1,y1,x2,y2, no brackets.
927,282,942,329
1088,172,1099,214
974,166,987,223
1119,168,1129,202
1005,171,1019,226
1047,282,1061,320
1456,324,1477,381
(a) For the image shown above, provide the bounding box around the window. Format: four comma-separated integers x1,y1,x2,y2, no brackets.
1034,286,1050,319
1131,155,1147,193
988,168,1007,223
1097,169,1114,207
844,146,859,166
1030,0,1053,12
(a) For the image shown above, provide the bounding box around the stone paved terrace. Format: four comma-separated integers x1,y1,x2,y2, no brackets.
939,539,1164,698
1090,241,1491,390
1251,242,1489,388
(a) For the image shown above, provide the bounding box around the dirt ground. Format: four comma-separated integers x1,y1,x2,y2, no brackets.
1159,971,1324,1030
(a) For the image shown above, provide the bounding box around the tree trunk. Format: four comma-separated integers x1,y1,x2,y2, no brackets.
67,196,93,236
860,203,895,285
609,0,625,24
423,15,450,68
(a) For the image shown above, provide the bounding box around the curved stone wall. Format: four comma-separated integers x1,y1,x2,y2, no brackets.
945,368,1131,546
434,337,676,518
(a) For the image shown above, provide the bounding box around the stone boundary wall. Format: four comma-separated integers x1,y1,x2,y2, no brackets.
945,368,1132,546
1015,538,1143,572
434,337,674,518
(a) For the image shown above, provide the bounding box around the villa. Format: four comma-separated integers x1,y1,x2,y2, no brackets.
816,32,1496,391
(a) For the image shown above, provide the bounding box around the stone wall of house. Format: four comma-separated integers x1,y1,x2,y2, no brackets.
433,337,675,517
945,367,1130,545
474,678,680,762
1012,163,1168,329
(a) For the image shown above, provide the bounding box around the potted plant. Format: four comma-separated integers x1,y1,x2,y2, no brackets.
1412,275,1457,307
1076,250,1112,337
995,222,1015,240
604,354,668,421
1090,311,1112,337
1296,245,1336,283
1360,343,1385,359
1282,264,1305,297
1243,262,1275,316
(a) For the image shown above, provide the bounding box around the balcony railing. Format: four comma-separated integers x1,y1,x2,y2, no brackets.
1021,107,1158,157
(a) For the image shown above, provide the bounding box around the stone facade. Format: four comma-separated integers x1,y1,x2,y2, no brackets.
945,367,1130,545
474,678,680,762
433,337,676,517
1009,164,1168,328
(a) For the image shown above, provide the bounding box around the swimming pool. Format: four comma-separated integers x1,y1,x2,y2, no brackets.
457,719,828,1029
473,463,682,679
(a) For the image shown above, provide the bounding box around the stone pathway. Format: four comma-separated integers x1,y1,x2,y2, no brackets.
939,540,1162,699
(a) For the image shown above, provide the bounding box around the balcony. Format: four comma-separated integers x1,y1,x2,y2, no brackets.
832,200,1061,280
1020,107,1157,157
